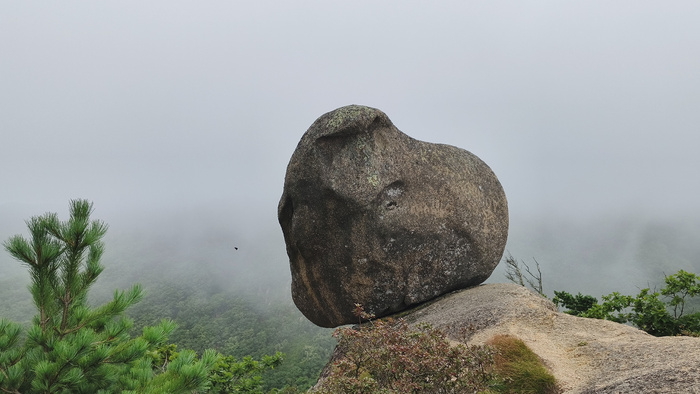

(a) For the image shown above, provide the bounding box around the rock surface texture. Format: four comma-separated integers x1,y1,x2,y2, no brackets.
278,105,508,327
400,283,700,393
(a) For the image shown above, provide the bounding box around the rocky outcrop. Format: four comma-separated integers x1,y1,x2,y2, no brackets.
278,105,508,328
400,283,700,393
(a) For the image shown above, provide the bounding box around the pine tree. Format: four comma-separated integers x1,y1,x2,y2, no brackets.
0,199,217,393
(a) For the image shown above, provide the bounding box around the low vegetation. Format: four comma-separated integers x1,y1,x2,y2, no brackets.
313,305,494,393
554,269,700,336
486,335,558,394
313,305,558,393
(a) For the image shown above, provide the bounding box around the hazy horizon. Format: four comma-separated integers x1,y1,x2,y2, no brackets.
3,2,700,300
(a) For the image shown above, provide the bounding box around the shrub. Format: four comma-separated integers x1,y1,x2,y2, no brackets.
551,292,598,316
313,306,494,393
554,270,700,336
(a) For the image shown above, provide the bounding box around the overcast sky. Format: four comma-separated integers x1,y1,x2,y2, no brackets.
2,2,700,245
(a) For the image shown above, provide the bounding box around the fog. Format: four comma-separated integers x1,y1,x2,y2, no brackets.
2,2,700,301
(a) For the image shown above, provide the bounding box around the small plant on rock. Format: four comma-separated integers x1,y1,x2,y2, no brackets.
504,253,546,297
487,335,559,394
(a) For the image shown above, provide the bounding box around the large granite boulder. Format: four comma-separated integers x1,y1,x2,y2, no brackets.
278,105,508,327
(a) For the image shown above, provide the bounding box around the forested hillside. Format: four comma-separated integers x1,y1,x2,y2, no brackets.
124,281,334,390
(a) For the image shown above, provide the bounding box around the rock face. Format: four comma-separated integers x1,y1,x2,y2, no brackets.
403,284,700,393
318,283,700,393
278,105,508,328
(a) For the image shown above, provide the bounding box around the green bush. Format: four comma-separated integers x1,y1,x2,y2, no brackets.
554,270,700,336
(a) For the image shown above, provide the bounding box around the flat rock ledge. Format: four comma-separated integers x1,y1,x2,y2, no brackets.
404,283,700,393
318,283,700,393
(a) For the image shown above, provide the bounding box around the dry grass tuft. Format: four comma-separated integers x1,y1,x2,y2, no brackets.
486,334,559,394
